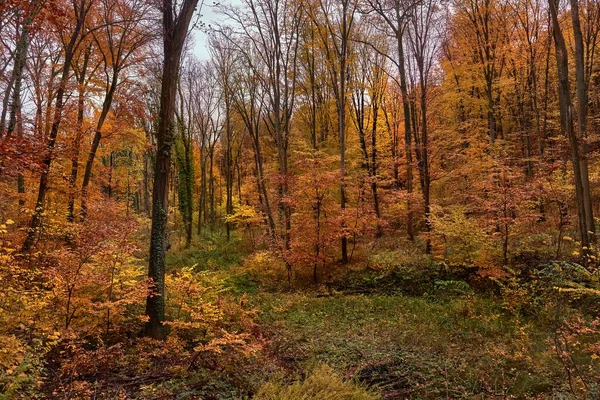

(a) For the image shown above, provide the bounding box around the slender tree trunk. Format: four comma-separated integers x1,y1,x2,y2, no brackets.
6,17,31,138
371,90,381,237
143,150,152,217
396,30,414,241
310,43,318,149
6,7,38,206
0,69,15,137
549,0,591,252
198,147,206,234
22,0,88,252
570,0,595,244
540,22,552,156
209,150,215,227
80,75,118,221
251,132,276,236
339,4,349,264
106,152,114,198
225,97,233,242
68,45,92,222
419,90,431,253
43,66,56,141
485,73,497,142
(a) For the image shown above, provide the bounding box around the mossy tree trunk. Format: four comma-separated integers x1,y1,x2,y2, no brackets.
145,0,200,340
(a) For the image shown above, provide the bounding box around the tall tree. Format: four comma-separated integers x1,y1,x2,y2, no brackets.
5,0,42,207
174,62,196,248
80,0,152,221
219,0,303,274
349,30,386,236
210,37,236,242
406,0,443,253
366,0,415,241
144,0,200,340
22,0,93,252
220,36,277,237
549,0,594,252
311,0,357,263
67,41,96,222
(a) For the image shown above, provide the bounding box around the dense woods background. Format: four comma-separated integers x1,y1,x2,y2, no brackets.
1,0,600,397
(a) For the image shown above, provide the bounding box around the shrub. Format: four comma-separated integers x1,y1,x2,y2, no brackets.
254,364,378,400
430,206,486,265
433,279,473,299
243,250,288,288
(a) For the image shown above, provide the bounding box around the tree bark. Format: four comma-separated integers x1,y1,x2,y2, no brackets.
80,74,118,221
549,0,592,252
67,44,92,222
144,0,199,340
396,31,414,241
22,0,89,252
570,0,595,244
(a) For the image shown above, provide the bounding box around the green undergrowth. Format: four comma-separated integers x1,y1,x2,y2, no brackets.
161,235,600,399
253,292,591,398
166,230,249,271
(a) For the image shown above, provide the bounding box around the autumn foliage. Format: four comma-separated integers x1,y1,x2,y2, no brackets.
1,0,600,397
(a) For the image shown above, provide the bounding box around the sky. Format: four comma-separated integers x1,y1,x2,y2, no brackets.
191,0,234,60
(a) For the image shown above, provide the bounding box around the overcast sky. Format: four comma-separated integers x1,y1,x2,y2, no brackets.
190,0,233,60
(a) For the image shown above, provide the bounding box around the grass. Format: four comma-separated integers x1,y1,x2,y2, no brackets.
253,292,568,398
166,229,249,272
254,364,377,400
161,232,597,398
165,230,259,297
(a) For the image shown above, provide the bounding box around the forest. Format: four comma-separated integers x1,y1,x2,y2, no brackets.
1,0,600,397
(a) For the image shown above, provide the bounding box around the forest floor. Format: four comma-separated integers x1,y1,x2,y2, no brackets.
158,232,600,400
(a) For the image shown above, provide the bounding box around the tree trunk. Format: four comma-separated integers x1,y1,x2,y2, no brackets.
22,0,88,252
225,96,233,242
549,0,592,252
80,74,118,221
0,68,15,137
339,2,350,264
6,14,32,138
145,0,199,340
6,5,39,207
570,0,595,244
68,44,92,222
396,29,414,241
198,147,206,234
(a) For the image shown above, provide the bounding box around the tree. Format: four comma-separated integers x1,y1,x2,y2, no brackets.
218,0,303,276
212,35,277,237
174,61,196,248
80,0,152,221
311,0,357,263
67,40,97,222
349,29,387,237
22,0,93,252
144,0,200,340
209,37,236,242
549,0,595,254
366,0,416,241
406,0,443,253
